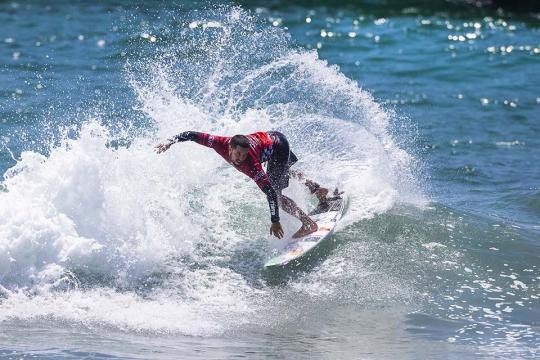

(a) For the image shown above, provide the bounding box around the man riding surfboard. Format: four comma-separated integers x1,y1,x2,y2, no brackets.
155,131,329,239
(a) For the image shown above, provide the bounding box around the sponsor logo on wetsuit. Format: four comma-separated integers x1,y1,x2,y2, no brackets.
253,169,266,182
269,199,276,216
207,135,214,147
261,146,273,162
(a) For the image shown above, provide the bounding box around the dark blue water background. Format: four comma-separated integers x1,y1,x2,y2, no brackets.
1,1,539,359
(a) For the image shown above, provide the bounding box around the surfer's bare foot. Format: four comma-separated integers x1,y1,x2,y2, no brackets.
315,187,329,205
292,221,318,238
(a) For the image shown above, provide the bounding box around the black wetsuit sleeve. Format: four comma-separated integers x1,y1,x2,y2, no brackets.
169,131,202,143
261,183,280,223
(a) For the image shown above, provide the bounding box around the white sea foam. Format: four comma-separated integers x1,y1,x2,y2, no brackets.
0,6,424,335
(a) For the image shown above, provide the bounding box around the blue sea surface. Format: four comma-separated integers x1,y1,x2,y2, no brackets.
1,1,538,359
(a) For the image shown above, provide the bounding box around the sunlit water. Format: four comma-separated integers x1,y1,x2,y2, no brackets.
1,1,538,359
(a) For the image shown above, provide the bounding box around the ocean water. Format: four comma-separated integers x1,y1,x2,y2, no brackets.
0,1,538,359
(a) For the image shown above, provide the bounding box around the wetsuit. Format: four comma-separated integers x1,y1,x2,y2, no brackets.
169,131,298,223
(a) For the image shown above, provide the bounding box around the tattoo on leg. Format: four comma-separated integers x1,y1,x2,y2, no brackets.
278,194,310,221
289,169,320,194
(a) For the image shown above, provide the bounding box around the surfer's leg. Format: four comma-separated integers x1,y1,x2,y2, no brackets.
289,169,329,204
267,133,318,238
277,192,318,238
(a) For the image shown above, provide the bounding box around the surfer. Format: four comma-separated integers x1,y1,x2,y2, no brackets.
155,131,329,239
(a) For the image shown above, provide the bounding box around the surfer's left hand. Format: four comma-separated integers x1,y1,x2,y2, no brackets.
270,222,284,239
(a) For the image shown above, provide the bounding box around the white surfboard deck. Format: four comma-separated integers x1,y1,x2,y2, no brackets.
264,194,346,268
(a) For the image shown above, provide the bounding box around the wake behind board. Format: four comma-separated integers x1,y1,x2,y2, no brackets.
264,193,346,268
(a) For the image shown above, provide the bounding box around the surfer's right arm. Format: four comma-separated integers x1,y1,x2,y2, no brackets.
154,131,202,153
155,131,223,153
169,131,202,143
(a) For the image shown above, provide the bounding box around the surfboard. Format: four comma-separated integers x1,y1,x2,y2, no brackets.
264,193,346,268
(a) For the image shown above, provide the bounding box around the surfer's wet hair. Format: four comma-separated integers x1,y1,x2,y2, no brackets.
230,135,250,149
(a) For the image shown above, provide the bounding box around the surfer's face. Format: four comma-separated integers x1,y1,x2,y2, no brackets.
229,145,249,165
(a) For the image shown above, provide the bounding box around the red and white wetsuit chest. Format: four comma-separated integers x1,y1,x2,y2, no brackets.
246,132,274,163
